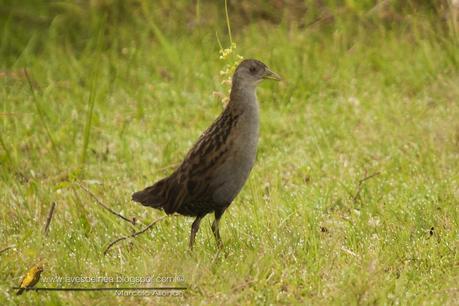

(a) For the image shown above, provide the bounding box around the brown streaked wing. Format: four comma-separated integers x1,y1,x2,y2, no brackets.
163,109,242,213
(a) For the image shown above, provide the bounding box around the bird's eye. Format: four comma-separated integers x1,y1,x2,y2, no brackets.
249,66,257,74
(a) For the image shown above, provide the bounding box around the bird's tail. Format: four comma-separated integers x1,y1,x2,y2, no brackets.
132,178,169,209
16,288,24,295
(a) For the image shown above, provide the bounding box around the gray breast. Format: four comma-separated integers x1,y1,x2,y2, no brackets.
211,96,260,205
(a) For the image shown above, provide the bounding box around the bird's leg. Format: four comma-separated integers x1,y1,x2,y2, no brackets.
211,211,223,248
189,216,202,250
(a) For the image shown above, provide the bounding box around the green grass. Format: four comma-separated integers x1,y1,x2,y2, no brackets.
1,1,459,304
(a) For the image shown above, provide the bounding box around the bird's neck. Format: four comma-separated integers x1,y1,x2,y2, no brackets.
227,80,258,114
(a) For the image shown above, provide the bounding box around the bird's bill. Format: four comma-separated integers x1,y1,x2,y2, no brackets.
263,68,282,81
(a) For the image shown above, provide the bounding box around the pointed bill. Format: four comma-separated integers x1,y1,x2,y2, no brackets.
263,68,282,81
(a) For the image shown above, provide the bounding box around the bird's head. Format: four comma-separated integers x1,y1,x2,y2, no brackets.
232,59,281,88
34,265,44,273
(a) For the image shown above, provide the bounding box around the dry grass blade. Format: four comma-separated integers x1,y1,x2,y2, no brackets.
103,215,168,255
43,202,56,236
353,171,381,203
76,182,136,225
0,245,15,255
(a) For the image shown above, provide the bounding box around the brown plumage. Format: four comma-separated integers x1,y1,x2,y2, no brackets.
132,59,281,249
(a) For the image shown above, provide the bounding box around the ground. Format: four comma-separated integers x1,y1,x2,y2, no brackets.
1,1,458,304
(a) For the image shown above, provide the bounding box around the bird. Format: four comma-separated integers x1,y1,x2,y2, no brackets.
17,265,43,295
132,59,281,249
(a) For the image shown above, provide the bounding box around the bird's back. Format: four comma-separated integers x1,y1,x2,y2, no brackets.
132,93,259,216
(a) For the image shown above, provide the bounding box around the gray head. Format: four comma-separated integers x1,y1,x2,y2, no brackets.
232,59,281,89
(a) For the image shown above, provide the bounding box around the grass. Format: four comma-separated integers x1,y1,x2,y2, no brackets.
1,1,458,304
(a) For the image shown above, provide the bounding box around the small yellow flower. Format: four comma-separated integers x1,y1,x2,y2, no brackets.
17,265,43,295
217,42,244,106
